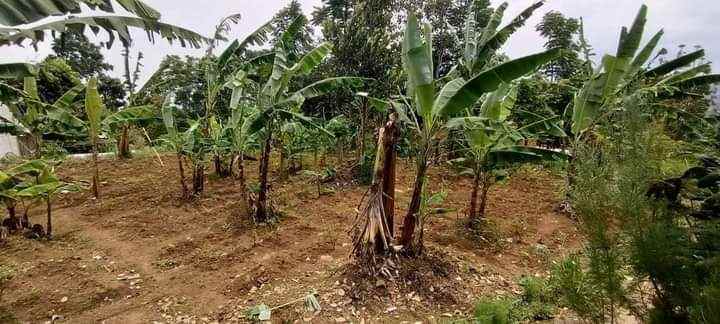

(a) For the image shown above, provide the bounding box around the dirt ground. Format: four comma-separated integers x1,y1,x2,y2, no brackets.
0,153,583,323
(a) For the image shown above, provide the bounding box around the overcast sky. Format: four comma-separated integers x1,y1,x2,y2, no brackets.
1,0,719,87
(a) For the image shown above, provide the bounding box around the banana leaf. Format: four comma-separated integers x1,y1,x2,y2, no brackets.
0,0,161,26
1,15,209,49
435,49,560,117
84,77,104,145
644,49,705,78
403,13,435,120
289,42,332,76
0,62,37,79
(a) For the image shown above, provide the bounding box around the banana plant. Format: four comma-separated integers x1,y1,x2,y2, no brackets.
201,15,274,120
225,80,260,218
447,83,567,229
101,104,156,158
396,13,560,252
13,160,79,239
278,121,311,180
85,77,104,199
166,15,274,197
322,115,353,167
569,5,720,140
159,97,211,199
1,159,78,238
159,96,190,199
0,170,21,231
0,76,86,157
247,18,366,222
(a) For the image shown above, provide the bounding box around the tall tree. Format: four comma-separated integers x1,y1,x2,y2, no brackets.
311,0,400,167
536,11,582,81
50,32,128,110
273,0,315,56
51,32,113,78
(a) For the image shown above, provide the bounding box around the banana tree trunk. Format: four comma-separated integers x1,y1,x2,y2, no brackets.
191,163,204,197
214,155,231,178
5,204,19,231
21,206,30,229
177,154,189,199
255,133,273,223
45,197,52,239
399,152,429,253
91,142,100,199
468,168,482,229
381,114,398,236
352,115,396,260
478,176,491,221
117,125,132,159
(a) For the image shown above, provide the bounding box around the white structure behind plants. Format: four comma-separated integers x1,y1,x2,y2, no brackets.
0,104,20,157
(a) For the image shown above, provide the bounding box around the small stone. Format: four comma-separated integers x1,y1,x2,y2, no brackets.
336,288,345,296
319,255,334,262
60,296,68,303
386,306,397,313
335,318,346,323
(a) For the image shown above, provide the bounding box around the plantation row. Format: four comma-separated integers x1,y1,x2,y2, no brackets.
1,0,720,322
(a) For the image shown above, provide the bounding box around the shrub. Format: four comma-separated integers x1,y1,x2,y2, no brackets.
473,277,558,324
550,255,605,322
474,297,512,324
517,276,556,320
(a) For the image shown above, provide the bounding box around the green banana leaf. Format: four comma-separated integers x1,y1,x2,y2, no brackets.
645,49,705,78
0,0,161,26
627,29,663,79
403,13,435,120
289,42,332,76
0,63,37,79
473,1,545,73
1,15,209,49
571,71,608,135
84,77,104,145
435,49,560,117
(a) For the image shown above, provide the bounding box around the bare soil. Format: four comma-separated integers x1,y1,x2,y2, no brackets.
0,154,583,323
